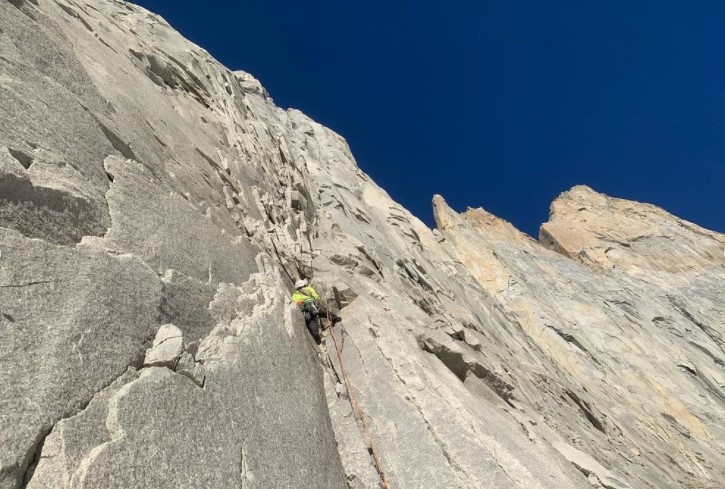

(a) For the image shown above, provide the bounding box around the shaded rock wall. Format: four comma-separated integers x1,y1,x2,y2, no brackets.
0,1,723,489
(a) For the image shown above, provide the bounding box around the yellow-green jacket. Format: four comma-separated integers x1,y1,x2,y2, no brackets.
292,286,320,306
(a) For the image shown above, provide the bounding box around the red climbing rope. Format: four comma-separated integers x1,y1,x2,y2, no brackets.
325,311,391,489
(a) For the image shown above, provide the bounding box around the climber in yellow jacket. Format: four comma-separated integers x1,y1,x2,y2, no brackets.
293,278,341,344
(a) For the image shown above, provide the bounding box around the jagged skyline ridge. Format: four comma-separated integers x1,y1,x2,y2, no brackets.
134,0,725,238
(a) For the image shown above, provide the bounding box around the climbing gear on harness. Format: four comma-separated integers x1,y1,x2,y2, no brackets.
326,310,390,489
292,282,342,343
302,300,317,322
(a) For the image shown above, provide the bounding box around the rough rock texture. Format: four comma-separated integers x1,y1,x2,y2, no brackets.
143,324,183,368
0,1,723,488
434,192,725,488
0,1,344,487
26,272,345,489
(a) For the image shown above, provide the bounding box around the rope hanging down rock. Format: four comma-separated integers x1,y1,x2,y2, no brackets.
325,311,391,489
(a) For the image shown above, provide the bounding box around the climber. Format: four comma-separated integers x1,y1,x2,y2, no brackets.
292,278,341,344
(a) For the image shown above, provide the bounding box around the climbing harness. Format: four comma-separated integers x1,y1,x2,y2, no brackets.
325,310,391,489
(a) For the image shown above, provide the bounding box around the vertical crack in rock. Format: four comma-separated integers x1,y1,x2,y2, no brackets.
354,335,474,488
18,430,46,489
239,441,250,489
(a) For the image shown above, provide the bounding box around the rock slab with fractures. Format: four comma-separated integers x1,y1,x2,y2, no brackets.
0,1,723,488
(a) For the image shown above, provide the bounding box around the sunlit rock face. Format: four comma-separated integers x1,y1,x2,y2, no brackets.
0,1,723,488
540,185,725,275
435,192,725,489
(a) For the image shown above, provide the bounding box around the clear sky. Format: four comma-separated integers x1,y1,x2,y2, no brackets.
134,0,724,237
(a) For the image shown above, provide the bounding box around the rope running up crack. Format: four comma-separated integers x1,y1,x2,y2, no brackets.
325,310,391,489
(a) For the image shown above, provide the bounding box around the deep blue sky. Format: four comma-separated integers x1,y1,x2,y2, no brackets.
134,0,724,236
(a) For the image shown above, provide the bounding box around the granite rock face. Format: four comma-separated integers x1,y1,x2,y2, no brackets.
0,1,723,488
434,192,725,488
143,324,184,368
0,1,343,487
540,185,725,275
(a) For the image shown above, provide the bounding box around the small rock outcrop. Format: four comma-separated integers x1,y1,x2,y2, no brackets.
144,324,184,368
0,1,722,489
